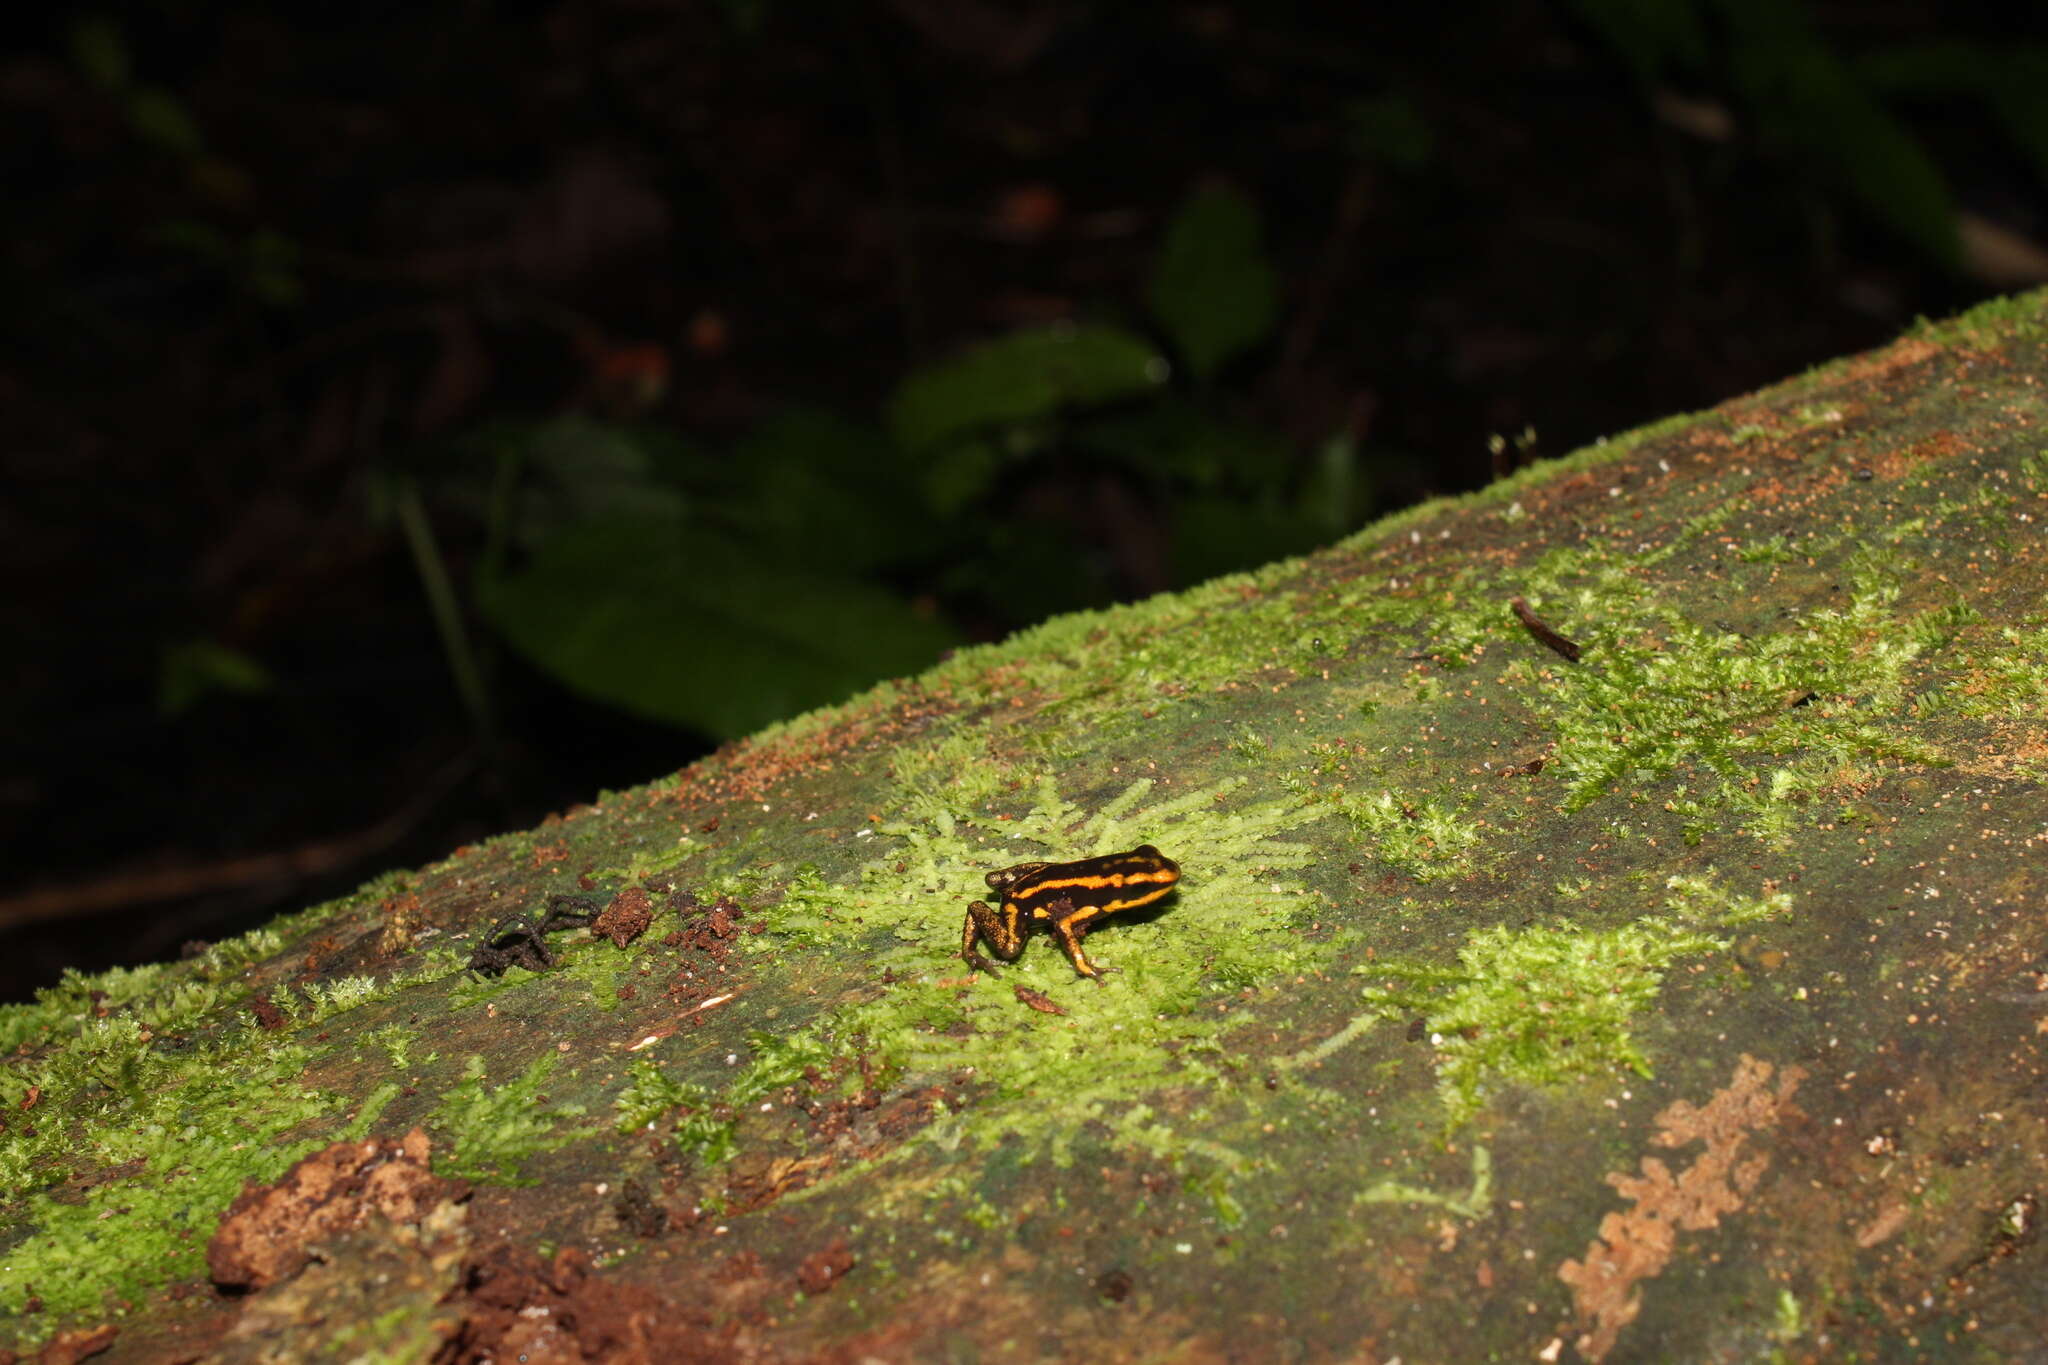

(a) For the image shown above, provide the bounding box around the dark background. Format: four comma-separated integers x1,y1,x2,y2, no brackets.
5,1,2044,1003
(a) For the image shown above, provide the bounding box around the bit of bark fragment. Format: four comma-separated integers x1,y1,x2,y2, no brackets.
251,997,288,1031
613,1177,669,1238
795,1239,855,1294
1510,596,1583,663
208,1128,467,1291
592,886,655,947
30,1324,119,1364
1014,984,1066,1015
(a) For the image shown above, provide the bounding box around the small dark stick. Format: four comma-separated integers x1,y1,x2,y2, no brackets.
1509,597,1582,663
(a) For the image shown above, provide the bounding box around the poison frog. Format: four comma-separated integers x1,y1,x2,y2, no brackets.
959,845,1181,983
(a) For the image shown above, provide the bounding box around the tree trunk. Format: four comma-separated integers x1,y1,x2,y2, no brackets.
6,290,2047,1363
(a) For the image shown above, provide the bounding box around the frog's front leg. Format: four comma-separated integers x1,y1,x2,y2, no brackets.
961,899,1026,975
1045,896,1115,985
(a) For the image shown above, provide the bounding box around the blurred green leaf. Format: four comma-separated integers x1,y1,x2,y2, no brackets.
476,519,957,737
889,324,1166,452
731,409,943,570
69,16,130,90
513,416,691,541
1720,0,1958,269
155,218,232,263
127,87,204,158
936,519,1103,628
1169,495,1327,587
1147,184,1278,383
1078,401,1291,490
920,435,1005,519
1299,430,1365,535
1561,0,1708,86
1341,94,1435,171
158,640,272,716
246,230,302,307
1857,44,2048,186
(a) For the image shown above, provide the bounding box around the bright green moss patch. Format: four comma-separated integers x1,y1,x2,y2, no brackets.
429,1054,587,1183
1349,875,1793,1129
1328,788,1482,882
0,1041,332,1335
1355,917,1726,1130
1518,573,1961,841
622,775,1334,1207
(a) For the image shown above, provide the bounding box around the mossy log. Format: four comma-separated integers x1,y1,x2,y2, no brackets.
5,291,2048,1362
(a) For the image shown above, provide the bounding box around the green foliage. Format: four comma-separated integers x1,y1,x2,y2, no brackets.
156,638,272,715
1147,185,1277,382
435,184,1364,740
1855,44,2048,191
1340,93,1435,170
889,324,1166,452
477,518,957,737
1565,0,1961,270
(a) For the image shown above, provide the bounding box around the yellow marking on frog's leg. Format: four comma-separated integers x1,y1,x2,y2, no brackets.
1045,896,1114,984
961,898,1027,975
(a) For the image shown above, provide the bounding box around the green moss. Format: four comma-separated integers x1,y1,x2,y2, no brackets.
429,1054,585,1183
1519,573,1959,841
1662,873,1793,927
1355,916,1725,1130
889,730,1018,826
1355,1144,1493,1218
1327,788,1482,882
1912,286,2048,347
1345,875,1792,1130
646,775,1332,1203
0,1040,332,1340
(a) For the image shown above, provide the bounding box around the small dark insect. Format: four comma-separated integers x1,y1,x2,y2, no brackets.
466,895,605,977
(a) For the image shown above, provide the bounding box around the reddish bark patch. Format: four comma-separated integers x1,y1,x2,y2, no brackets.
795,1240,854,1294
207,1128,468,1291
592,886,655,947
445,1244,735,1364
662,895,746,1009
28,1324,118,1364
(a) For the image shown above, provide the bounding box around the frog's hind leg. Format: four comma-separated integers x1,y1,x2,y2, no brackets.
1045,897,1113,985
961,899,1027,974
